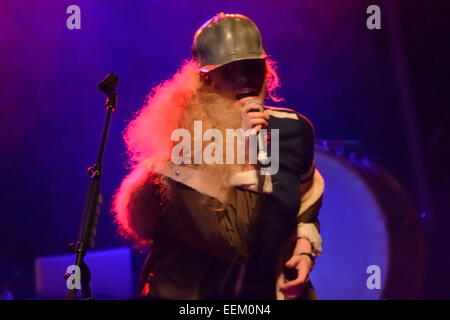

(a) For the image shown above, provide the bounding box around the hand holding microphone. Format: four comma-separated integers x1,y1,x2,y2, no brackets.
238,95,271,164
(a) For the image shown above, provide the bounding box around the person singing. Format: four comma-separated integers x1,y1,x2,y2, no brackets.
113,12,324,300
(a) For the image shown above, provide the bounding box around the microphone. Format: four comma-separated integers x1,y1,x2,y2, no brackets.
98,73,119,96
237,90,269,165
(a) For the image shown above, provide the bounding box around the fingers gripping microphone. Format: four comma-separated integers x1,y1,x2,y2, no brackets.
237,90,269,165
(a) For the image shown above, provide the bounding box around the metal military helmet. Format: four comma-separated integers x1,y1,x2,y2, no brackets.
192,13,267,72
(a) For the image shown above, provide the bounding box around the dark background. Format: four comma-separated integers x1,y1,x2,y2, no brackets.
0,0,448,299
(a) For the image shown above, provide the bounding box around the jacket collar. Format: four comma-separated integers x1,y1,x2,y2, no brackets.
142,159,272,203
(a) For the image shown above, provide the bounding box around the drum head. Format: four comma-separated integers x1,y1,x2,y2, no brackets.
309,147,425,299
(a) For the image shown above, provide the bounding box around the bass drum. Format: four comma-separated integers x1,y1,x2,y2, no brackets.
309,145,425,299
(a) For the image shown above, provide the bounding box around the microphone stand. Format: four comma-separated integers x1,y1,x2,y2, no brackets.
66,74,119,300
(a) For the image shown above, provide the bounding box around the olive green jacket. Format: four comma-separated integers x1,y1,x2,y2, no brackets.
115,161,324,299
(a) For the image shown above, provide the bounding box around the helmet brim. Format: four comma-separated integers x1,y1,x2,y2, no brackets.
198,52,267,73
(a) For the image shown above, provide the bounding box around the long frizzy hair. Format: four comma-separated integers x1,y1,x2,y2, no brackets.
113,58,282,244
124,57,282,171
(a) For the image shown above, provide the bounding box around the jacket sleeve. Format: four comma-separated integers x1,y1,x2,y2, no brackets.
295,114,324,256
112,166,165,244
